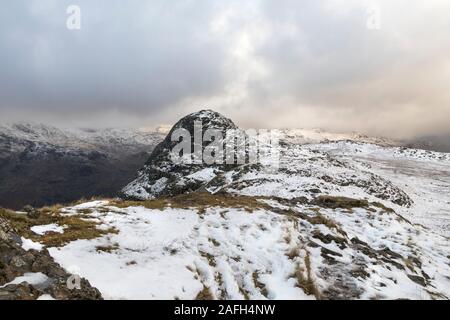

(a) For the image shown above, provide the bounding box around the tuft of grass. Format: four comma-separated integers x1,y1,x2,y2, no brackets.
111,192,273,213
308,212,340,230
76,208,93,215
195,286,214,300
312,196,369,210
372,202,395,213
252,271,269,298
286,247,300,261
39,204,64,216
238,286,251,300
292,252,321,299
200,251,216,267
96,243,120,253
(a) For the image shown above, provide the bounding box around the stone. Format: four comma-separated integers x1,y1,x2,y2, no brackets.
0,217,102,300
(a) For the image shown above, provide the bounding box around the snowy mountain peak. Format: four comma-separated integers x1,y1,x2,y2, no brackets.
168,109,237,134
147,109,238,165
120,109,239,200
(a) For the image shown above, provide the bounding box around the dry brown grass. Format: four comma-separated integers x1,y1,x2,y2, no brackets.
252,271,269,298
195,286,214,300
312,196,369,210
0,205,116,247
1,193,385,251
200,251,217,267
372,202,395,213
308,211,340,230
96,243,120,253
291,251,321,299
111,192,273,213
69,196,106,206
76,208,94,215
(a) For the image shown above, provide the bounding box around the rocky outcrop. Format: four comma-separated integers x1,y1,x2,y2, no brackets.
120,110,415,208
0,217,102,300
121,110,243,200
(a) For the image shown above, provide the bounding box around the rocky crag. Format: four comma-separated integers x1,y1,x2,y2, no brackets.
0,217,101,300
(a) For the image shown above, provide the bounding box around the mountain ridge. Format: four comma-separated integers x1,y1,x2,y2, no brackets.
0,110,449,300
0,123,165,209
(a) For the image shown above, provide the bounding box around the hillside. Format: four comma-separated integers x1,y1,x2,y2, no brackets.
0,123,164,209
1,111,449,300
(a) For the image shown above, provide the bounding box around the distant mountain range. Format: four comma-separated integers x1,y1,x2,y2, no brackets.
0,123,164,209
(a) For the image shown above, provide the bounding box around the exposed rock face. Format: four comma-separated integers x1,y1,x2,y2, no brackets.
121,110,242,200
0,217,102,300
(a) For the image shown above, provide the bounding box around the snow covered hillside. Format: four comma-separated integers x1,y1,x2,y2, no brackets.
0,123,164,209
2,111,449,300
40,190,450,300
0,122,165,161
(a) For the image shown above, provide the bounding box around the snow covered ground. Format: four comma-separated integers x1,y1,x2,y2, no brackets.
41,194,449,300
17,132,450,300
211,139,450,237
310,141,450,236
49,204,318,300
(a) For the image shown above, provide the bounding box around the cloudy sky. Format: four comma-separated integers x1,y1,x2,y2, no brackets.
1,0,449,138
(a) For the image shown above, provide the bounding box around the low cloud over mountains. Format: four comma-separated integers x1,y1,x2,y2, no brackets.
1,1,450,138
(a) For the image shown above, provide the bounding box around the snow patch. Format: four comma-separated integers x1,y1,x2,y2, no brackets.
31,224,66,235
187,168,217,182
1,272,49,288
21,237,44,251
37,294,56,300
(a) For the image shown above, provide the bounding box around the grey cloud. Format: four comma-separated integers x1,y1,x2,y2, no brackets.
0,1,227,119
0,0,449,138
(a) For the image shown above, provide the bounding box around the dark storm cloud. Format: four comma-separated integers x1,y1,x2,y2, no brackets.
0,0,449,137
0,0,227,119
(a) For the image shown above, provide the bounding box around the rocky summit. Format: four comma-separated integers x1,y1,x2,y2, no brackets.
120,110,242,200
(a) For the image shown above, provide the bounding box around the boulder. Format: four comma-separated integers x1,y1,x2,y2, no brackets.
0,217,102,300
